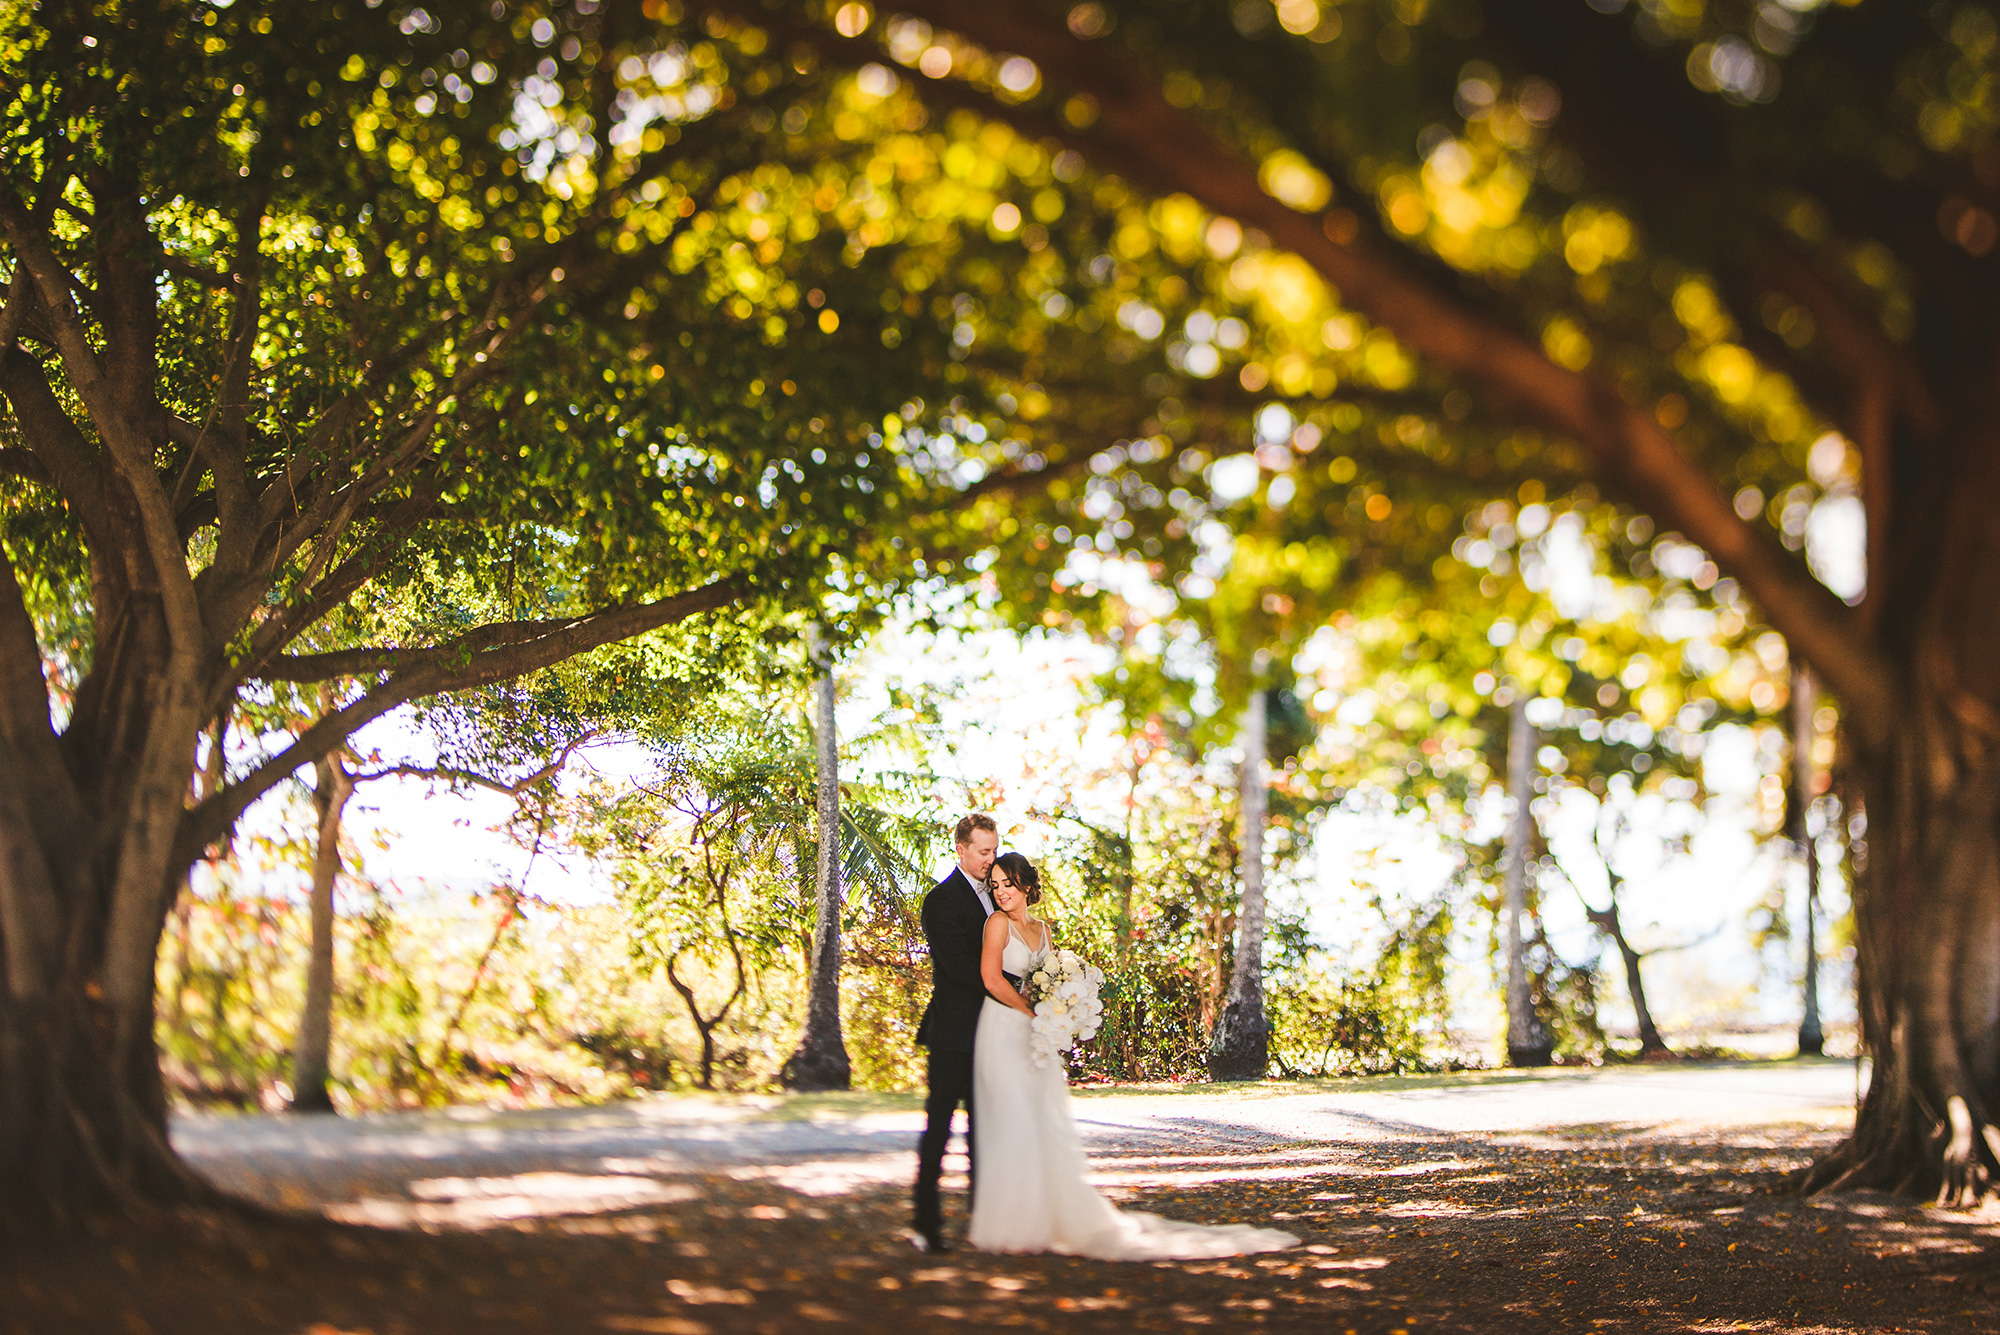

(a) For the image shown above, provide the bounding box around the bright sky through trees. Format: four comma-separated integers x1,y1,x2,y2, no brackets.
318,601,1853,1049
18,0,1962,1223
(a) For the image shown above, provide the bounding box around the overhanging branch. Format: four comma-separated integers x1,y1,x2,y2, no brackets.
0,448,53,487
0,347,120,558
177,574,751,863
741,0,1897,742
0,192,205,658
352,730,601,799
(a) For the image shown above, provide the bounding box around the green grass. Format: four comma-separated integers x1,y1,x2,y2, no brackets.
173,1054,1854,1127
713,1053,1863,1117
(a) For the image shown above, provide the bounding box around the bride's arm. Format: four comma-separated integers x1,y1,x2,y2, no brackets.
979,914,1035,1016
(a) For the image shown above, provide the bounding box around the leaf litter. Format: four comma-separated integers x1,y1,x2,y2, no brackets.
6,1119,1999,1332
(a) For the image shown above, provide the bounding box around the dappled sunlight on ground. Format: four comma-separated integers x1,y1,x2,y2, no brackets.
327,1172,702,1228
9,1064,1998,1332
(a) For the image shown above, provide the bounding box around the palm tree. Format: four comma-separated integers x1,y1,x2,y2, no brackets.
782,662,850,1090
607,682,942,1093
1502,694,1554,1067
1791,666,1825,1058
656,663,939,1092
288,751,353,1113
1207,689,1271,1080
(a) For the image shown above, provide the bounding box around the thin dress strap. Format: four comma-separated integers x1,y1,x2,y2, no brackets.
1005,918,1052,955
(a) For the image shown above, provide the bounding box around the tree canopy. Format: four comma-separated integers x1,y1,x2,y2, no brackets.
10,0,2000,1220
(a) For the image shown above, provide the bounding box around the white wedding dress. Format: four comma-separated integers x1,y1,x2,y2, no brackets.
966,920,1299,1259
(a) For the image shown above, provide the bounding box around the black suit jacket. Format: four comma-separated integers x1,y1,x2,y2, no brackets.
915,868,990,1053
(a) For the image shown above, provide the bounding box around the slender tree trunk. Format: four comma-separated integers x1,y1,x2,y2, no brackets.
1798,844,1824,1055
1208,689,1270,1080
1504,694,1554,1067
1119,740,1142,1079
289,753,352,1113
1793,666,1826,1057
1116,739,1139,960
1585,901,1669,1056
781,661,850,1091
164,709,234,1044
668,935,747,1092
1200,901,1234,1034
696,1023,717,1089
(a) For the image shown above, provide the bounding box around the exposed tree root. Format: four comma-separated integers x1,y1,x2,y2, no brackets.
1795,1080,2000,1211
1,993,283,1240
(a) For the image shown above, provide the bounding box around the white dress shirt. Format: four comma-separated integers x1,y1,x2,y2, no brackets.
969,872,994,916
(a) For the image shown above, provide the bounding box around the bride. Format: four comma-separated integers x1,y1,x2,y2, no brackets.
967,851,1298,1259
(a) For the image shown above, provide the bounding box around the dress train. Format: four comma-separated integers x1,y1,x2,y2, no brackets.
966,925,1298,1260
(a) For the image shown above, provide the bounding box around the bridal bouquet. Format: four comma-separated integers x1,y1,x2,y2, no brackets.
1025,949,1106,1069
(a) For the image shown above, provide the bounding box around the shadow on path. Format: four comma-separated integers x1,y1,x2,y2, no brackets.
10,1060,1992,1334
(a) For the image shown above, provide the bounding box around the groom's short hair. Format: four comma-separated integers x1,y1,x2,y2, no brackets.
954,812,997,846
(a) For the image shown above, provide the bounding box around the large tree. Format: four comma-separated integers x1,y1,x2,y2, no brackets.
740,0,2000,1203
0,0,1033,1226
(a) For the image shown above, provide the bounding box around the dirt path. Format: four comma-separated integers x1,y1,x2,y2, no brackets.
167,1059,1862,1225
9,1060,1998,1333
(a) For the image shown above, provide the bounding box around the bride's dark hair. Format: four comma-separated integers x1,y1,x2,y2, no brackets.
991,851,1041,906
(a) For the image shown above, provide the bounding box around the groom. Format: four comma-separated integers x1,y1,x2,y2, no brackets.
910,811,998,1252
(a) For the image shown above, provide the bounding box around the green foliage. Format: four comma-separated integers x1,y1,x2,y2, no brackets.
1001,744,1456,1082
1267,841,1462,1078
836,953,929,1091
1268,968,1436,1079
157,877,692,1111
332,890,443,1104
1528,919,1609,1065
8,0,1292,811
153,871,955,1108
1036,784,1240,1083
88,0,1921,1113
157,889,302,1108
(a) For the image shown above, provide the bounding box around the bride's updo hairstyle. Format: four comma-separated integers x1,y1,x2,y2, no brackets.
992,851,1041,906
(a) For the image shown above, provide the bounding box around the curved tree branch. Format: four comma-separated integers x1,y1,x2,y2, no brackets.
736,0,1897,742
0,193,203,657
0,448,52,487
0,344,118,558
0,540,85,847
176,574,750,864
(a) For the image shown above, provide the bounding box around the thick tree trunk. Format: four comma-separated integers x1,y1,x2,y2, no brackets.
0,602,217,1230
781,664,850,1091
1800,738,2000,1204
1798,436,2000,1206
289,753,353,1114
0,993,211,1230
1792,667,1826,1057
0,49,771,1227
1,591,745,1230
1504,695,1554,1067
1208,689,1269,1081
0,819,217,1230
